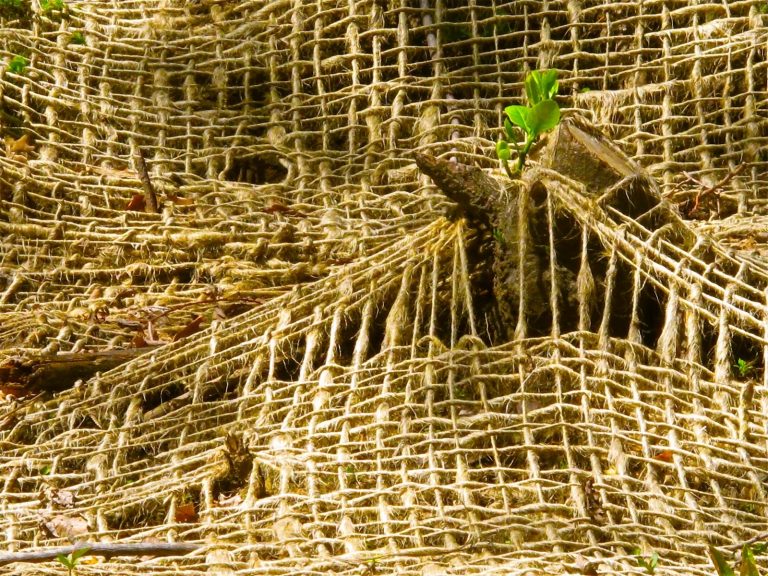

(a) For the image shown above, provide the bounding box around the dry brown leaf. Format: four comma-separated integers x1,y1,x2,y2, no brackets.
654,449,674,463
168,193,194,206
0,383,32,398
174,502,197,523
173,315,204,341
131,331,147,348
5,134,35,155
41,514,89,541
126,194,146,212
48,488,76,509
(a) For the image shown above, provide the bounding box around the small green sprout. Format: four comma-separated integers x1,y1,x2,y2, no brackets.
734,357,755,378
40,0,64,11
69,30,85,45
0,0,28,19
55,547,90,576
709,544,763,576
345,464,357,486
496,69,561,176
632,549,659,575
7,54,28,75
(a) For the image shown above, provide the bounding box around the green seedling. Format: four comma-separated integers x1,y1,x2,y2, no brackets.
0,0,28,18
69,30,85,45
632,549,659,575
40,0,64,12
7,54,28,74
709,543,763,576
496,69,561,176
734,357,755,378
56,547,90,576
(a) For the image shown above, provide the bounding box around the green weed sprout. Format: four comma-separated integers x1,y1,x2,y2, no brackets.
7,54,28,74
709,544,762,576
734,357,755,378
0,0,28,18
632,549,659,575
70,30,85,45
40,0,64,15
496,69,561,176
56,547,90,576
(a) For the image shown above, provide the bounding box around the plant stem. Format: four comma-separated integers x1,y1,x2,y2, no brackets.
516,136,535,172
501,158,516,180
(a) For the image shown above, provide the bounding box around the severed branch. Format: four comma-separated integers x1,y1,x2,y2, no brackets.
414,152,503,226
135,147,159,214
0,346,163,392
0,542,200,567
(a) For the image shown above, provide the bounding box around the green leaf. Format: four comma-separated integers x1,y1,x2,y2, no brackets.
504,105,530,131
751,542,767,555
525,73,542,105
56,554,73,569
70,547,91,563
539,69,559,99
496,140,511,162
504,117,516,141
527,99,560,136
7,55,28,75
649,552,659,571
740,544,760,576
709,545,736,576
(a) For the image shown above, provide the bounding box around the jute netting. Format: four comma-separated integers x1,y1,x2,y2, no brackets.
1,1,768,575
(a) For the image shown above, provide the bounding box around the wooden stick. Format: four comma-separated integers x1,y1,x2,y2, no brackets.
135,147,159,214
0,542,200,566
0,346,163,392
413,152,502,225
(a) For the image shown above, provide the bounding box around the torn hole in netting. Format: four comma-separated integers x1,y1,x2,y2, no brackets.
221,152,288,186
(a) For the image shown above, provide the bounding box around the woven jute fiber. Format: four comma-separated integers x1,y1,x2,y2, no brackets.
1,1,768,575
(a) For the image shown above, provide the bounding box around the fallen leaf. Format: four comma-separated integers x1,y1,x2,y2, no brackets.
173,315,204,341
41,514,89,541
49,488,76,509
216,493,243,507
131,331,147,348
174,502,197,523
126,194,146,212
654,450,674,463
0,383,32,398
168,193,194,206
264,202,306,217
5,134,35,155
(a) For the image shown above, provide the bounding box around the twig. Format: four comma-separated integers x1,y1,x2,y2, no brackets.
668,165,747,213
0,542,200,566
135,147,159,214
691,163,746,212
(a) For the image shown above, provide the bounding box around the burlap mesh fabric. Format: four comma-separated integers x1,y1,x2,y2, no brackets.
1,1,768,574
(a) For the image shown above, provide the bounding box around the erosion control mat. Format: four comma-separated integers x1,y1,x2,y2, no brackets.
2,1,768,575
